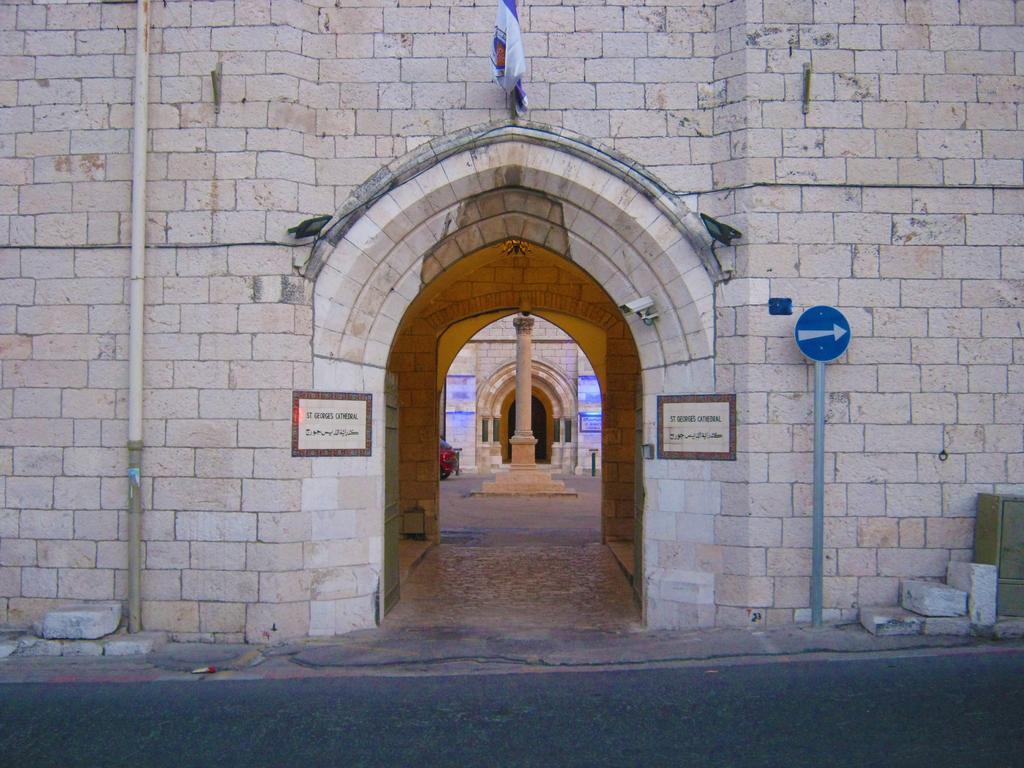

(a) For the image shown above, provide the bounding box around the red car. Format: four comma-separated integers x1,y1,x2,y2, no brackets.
440,439,457,479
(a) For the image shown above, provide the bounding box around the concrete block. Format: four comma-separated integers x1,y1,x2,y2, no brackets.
199,602,245,634
103,632,166,656
922,617,972,636
39,601,122,639
16,637,63,656
61,640,104,656
142,601,199,633
900,580,967,617
859,606,923,636
946,561,997,626
993,619,1024,640
245,601,309,644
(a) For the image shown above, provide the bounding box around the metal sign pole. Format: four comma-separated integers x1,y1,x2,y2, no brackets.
811,360,825,627
795,305,850,629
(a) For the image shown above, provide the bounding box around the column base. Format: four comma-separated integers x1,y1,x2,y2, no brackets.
473,465,577,497
509,434,537,466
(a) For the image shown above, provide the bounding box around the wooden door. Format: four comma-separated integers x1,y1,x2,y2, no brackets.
382,373,400,618
633,384,644,602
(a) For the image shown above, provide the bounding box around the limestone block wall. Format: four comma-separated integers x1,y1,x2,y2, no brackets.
704,180,1024,627
0,0,1021,635
691,0,1024,627
1,0,1018,248
444,345,477,471
0,241,315,640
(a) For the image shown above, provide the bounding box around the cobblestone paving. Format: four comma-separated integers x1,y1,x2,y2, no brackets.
386,474,640,630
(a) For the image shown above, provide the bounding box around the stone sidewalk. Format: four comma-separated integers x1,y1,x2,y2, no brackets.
2,622,1023,685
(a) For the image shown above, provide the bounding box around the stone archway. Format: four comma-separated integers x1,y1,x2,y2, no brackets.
387,241,639,544
481,356,578,470
303,123,719,369
306,122,720,636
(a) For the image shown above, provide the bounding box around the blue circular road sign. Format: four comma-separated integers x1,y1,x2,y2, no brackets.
794,305,851,362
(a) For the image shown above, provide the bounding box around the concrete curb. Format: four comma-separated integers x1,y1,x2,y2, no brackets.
3,623,1024,685
285,624,987,672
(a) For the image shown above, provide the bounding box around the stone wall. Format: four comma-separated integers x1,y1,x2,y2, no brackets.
690,0,1024,626
0,241,314,640
0,0,1021,634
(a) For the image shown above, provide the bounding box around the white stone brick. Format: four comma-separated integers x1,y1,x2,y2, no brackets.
258,512,310,543
182,570,258,603
245,600,309,643
859,606,923,636
39,601,121,640
946,561,997,626
243,479,301,513
22,568,57,599
145,541,189,571
259,570,310,603
175,511,255,542
7,476,54,510
57,568,113,600
900,579,967,617
38,540,94,569
189,542,246,572
141,571,182,602
199,602,245,634
877,548,949,578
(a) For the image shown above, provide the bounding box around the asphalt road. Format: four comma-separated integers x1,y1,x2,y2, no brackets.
2,650,1022,768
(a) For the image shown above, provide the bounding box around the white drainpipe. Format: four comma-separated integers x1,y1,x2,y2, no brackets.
127,0,152,634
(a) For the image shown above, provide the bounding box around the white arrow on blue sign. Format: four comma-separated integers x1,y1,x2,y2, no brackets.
794,305,851,362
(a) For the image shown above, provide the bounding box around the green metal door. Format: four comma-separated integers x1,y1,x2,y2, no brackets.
633,384,644,603
382,373,400,618
1000,502,1024,580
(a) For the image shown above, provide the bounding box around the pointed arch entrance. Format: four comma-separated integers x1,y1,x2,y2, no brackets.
387,241,638,546
475,350,580,470
506,393,548,463
306,122,720,635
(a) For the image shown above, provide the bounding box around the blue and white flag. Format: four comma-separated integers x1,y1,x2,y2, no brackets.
492,0,528,115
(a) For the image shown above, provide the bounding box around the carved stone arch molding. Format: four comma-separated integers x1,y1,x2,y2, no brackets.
479,359,578,421
309,121,719,371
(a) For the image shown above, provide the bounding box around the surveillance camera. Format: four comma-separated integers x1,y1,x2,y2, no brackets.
639,309,659,326
619,297,655,314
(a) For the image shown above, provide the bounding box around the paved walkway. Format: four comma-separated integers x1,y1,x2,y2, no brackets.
385,473,640,631
440,472,604,547
2,624,1015,685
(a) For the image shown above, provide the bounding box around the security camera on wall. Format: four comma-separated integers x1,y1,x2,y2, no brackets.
619,297,658,326
619,297,655,314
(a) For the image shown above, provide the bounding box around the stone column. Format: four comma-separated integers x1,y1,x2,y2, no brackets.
510,313,537,465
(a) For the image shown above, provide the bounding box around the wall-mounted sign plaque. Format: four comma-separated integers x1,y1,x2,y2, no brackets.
657,394,736,461
292,391,372,457
579,412,602,433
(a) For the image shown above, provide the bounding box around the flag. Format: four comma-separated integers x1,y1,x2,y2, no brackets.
492,0,528,115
